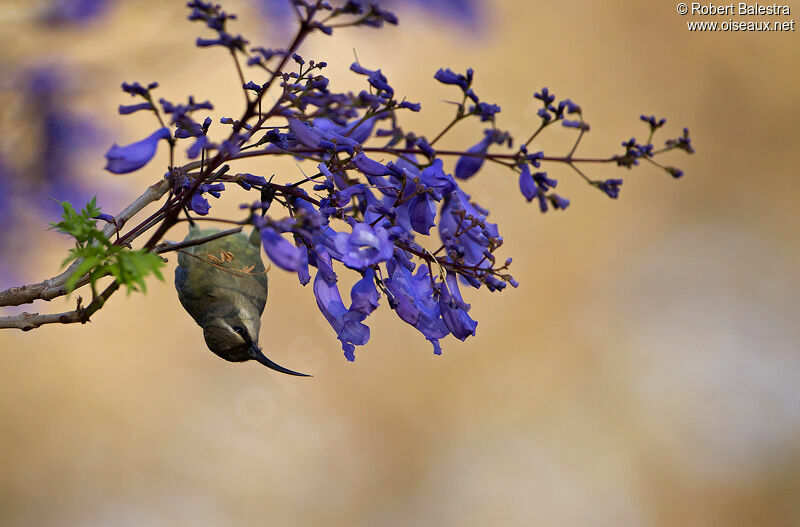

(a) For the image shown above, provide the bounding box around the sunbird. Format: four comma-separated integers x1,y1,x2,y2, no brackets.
174,224,309,376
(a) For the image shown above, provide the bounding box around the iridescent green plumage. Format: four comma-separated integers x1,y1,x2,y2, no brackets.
174,224,308,376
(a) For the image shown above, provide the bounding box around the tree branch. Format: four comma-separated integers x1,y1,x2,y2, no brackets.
0,278,117,331
0,179,169,308
0,308,88,331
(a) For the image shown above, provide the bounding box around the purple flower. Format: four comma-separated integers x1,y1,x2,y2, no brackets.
666,128,694,154
439,272,477,341
640,114,666,130
665,166,685,179
384,259,450,354
454,140,488,180
334,223,394,271
454,129,507,180
472,102,501,121
353,152,391,176
118,102,153,115
313,271,371,361
550,194,570,210
434,68,473,90
562,120,588,130
313,116,379,145
257,222,304,271
418,159,457,198
287,117,323,148
104,127,170,174
518,164,537,201
190,193,210,215
534,87,555,106
186,135,208,159
597,178,623,199
121,81,155,97
92,213,116,224
398,101,421,112
43,0,111,25
349,268,379,317
330,183,368,208
349,62,395,96
408,192,437,235
439,188,502,272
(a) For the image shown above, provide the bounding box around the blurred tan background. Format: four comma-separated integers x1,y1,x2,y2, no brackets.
1,0,799,525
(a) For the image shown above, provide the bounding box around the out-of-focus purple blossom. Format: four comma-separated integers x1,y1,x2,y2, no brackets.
0,65,111,283
434,67,473,90
349,62,394,97
404,0,483,28
549,194,570,210
666,128,694,154
562,119,589,130
617,138,654,168
640,114,667,130
118,102,153,115
255,0,480,31
92,213,116,224
596,178,623,199
6,66,105,208
665,167,685,179
43,0,112,25
472,102,501,122
534,87,556,106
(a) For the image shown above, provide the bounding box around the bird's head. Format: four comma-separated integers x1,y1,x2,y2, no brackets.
201,312,309,376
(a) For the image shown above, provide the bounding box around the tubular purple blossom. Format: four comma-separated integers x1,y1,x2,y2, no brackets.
439,272,477,341
104,127,171,174
313,271,371,361
256,221,305,272
518,164,537,202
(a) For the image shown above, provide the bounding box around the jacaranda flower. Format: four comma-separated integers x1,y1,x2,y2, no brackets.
334,222,394,271
439,272,478,341
313,271,371,361
104,127,171,174
257,221,305,272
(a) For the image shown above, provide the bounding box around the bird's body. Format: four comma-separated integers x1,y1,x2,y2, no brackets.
174,224,308,376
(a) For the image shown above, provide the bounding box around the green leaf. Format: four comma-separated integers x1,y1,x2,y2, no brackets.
65,255,101,294
53,198,164,300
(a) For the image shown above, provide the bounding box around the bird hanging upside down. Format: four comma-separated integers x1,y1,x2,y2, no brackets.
174,223,310,376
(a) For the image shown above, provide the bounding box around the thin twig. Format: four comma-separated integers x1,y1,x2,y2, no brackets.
154,227,243,254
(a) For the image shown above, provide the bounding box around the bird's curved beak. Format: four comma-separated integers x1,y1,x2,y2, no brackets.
249,344,311,377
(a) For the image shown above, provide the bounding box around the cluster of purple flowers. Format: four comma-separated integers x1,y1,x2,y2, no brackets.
99,0,693,360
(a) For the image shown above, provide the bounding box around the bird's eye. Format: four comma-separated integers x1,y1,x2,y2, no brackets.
233,326,245,335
